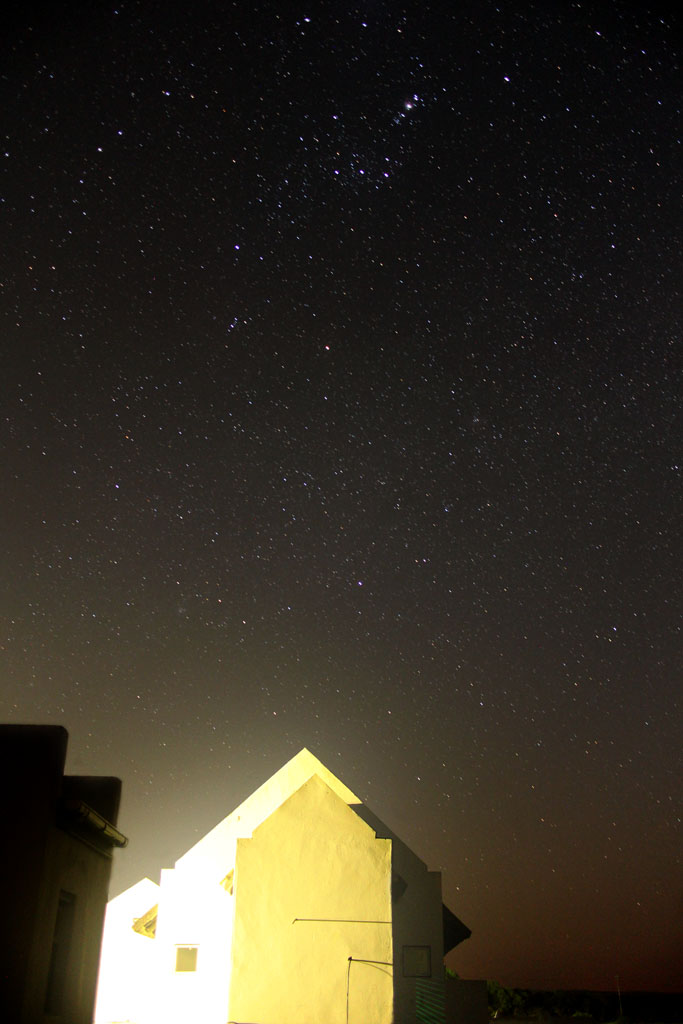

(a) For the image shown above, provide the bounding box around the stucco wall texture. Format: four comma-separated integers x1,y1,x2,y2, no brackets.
230,774,393,1024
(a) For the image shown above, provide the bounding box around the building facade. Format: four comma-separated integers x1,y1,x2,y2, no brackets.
96,749,469,1024
0,724,127,1024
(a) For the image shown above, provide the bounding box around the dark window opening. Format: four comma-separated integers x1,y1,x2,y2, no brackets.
45,890,76,1014
403,945,432,978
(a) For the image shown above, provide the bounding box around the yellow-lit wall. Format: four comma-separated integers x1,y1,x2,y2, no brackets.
229,774,393,1024
94,750,455,1024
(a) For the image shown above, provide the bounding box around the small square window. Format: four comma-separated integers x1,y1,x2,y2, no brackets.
402,945,432,978
175,946,198,972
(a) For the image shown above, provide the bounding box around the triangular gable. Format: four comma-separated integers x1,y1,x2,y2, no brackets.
175,749,361,878
106,877,160,915
247,772,378,847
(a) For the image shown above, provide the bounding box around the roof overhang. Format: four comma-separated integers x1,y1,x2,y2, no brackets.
443,903,472,953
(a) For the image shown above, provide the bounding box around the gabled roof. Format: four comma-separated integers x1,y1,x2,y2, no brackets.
105,877,161,937
175,749,360,879
111,752,472,952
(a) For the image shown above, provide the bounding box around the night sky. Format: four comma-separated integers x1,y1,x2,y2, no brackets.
3,0,681,994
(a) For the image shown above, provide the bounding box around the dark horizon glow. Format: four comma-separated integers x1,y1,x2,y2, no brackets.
2,0,681,994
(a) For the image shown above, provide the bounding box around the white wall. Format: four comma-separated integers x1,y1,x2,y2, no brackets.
153,865,234,1024
94,878,159,1024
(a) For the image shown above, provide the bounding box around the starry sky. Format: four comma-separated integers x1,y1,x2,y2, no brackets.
2,0,681,994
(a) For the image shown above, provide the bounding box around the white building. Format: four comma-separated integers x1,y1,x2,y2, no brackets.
95,749,471,1024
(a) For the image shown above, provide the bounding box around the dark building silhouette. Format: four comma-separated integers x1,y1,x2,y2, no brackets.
0,724,127,1024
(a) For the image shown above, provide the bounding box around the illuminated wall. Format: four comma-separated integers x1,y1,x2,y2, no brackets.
153,863,234,1024
94,877,159,1024
175,747,361,879
95,748,462,1024
229,773,393,1024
